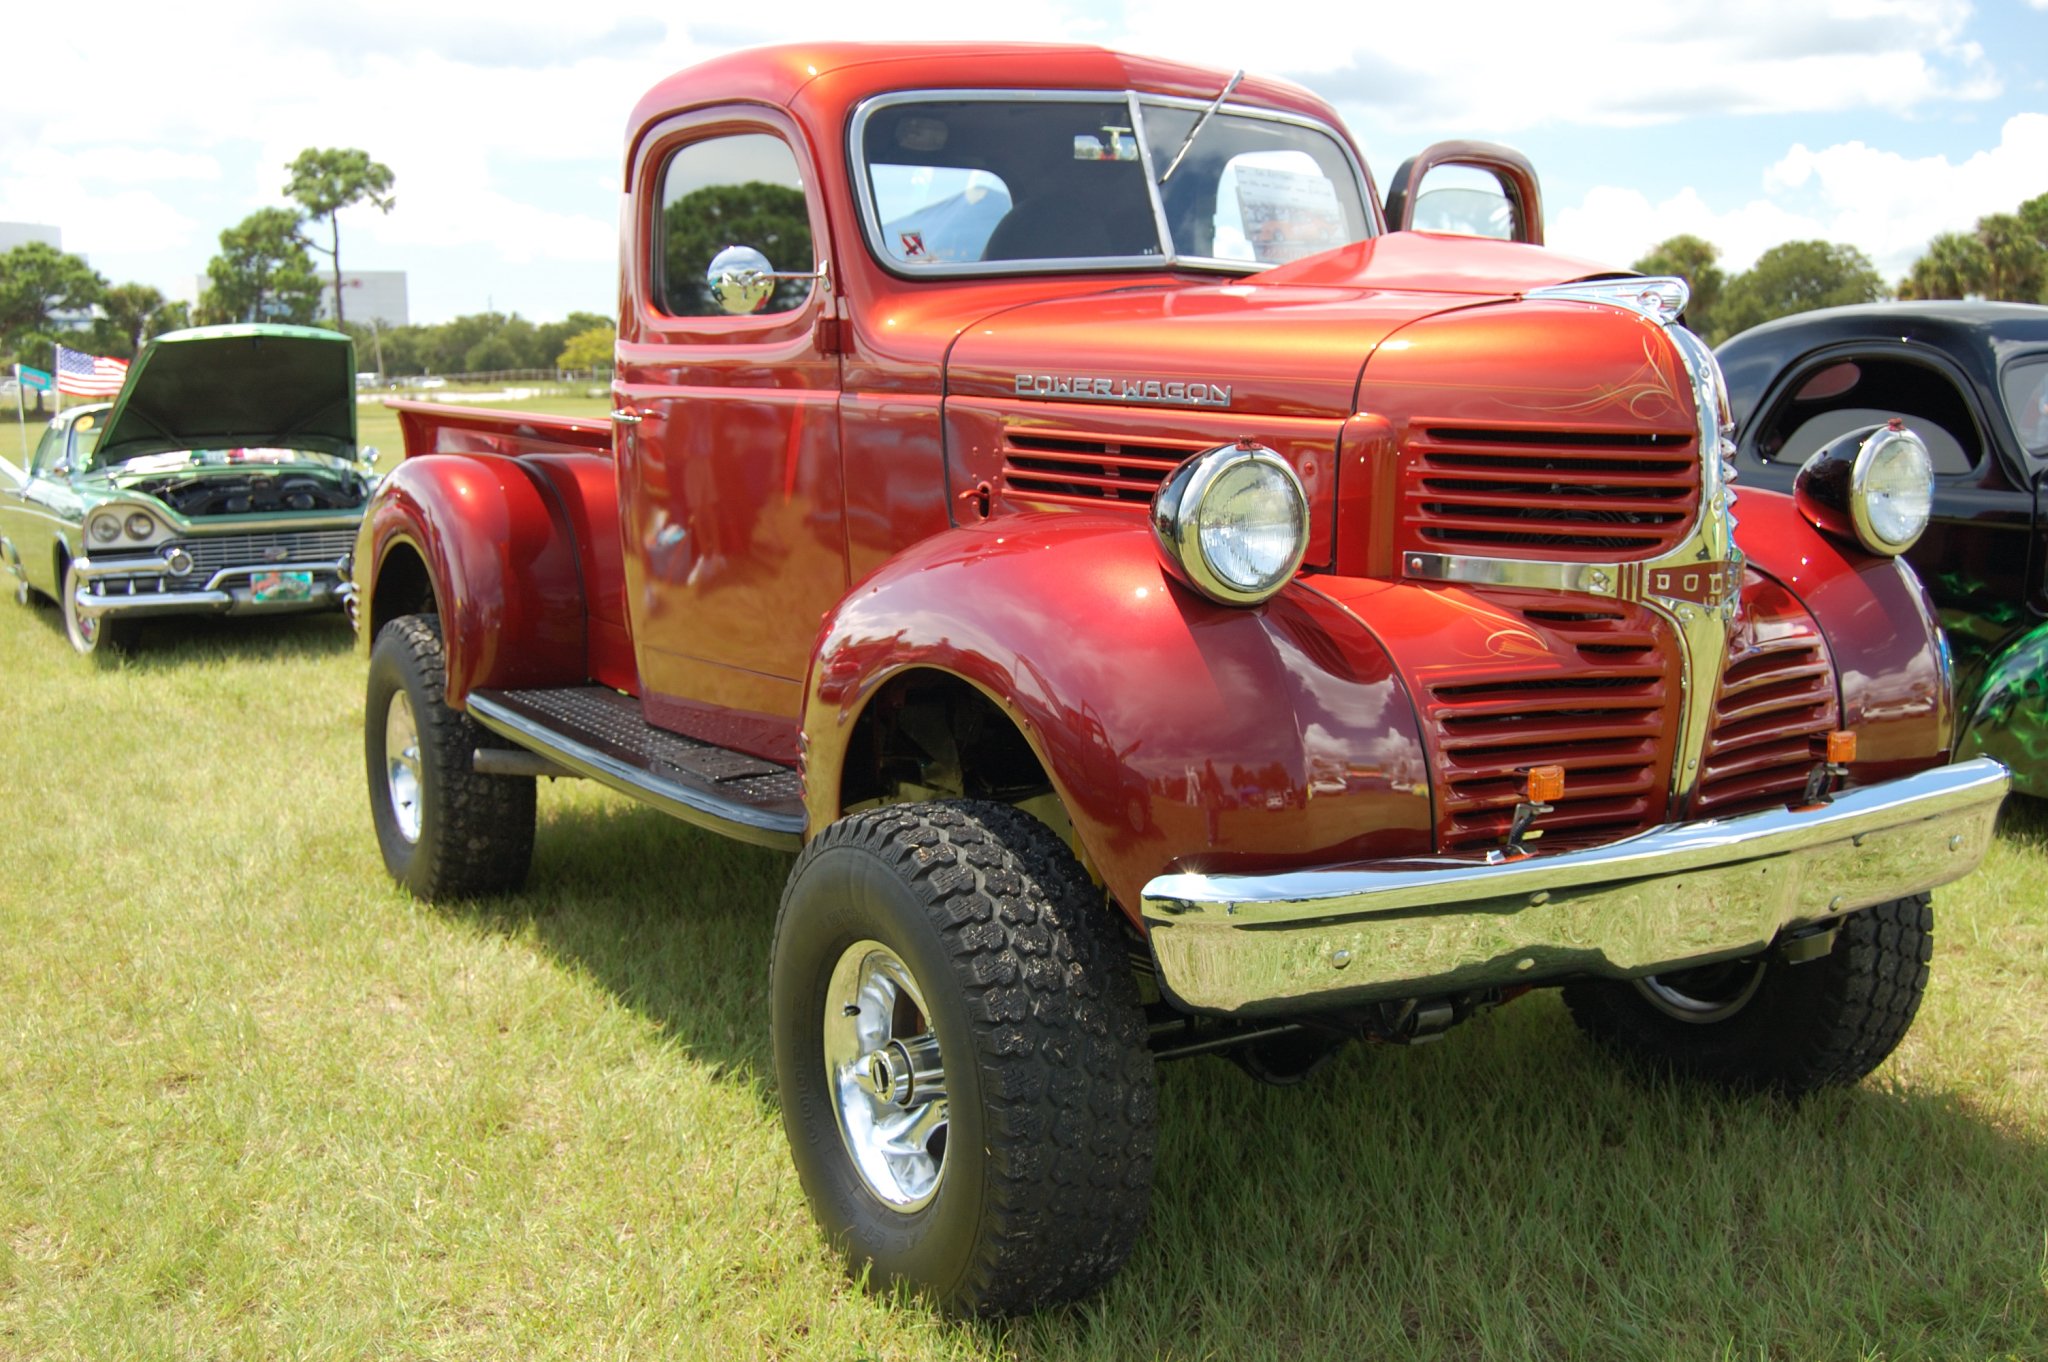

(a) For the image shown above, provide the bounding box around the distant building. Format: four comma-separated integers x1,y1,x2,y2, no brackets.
0,221,63,252
317,270,409,328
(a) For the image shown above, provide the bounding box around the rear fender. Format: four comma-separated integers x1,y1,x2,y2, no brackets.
802,514,1434,920
1956,619,2048,797
357,454,589,705
1735,488,1952,780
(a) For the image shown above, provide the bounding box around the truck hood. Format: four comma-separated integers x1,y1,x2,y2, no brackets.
945,232,1622,420
92,324,358,467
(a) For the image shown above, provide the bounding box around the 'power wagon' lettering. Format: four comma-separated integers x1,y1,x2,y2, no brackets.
1013,373,1233,408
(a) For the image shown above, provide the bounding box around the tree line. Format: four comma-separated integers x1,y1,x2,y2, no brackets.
1634,191,2048,344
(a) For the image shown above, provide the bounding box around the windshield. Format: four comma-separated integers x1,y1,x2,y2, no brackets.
854,92,1371,276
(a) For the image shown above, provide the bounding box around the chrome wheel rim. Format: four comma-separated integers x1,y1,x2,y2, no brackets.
1635,957,1767,1023
63,571,97,651
384,691,424,844
822,939,949,1210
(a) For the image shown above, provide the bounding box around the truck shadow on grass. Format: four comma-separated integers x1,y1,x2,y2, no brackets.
442,797,2048,1357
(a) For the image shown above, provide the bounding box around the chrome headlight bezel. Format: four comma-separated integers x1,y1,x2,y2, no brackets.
1150,441,1309,606
84,502,172,552
1848,425,1934,555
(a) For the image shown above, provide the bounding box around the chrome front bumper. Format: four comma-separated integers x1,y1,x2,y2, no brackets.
73,554,350,620
1141,758,2010,1017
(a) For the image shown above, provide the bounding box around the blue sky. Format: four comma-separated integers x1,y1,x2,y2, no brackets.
2,0,2043,325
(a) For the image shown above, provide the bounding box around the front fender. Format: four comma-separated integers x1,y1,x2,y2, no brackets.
1956,618,2048,797
802,514,1435,919
356,454,587,706
1736,489,1951,780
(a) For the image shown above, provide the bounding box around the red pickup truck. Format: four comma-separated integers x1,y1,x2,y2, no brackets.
349,43,2009,1314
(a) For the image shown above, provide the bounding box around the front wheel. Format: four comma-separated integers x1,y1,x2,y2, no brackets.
1563,894,1934,1095
61,559,133,655
365,614,535,899
771,801,1157,1315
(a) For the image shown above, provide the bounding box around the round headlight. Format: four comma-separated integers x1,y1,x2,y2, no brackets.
1151,442,1309,605
89,513,121,544
125,511,157,540
1850,425,1933,554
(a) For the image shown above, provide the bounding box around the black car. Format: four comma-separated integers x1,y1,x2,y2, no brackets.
1719,301,2048,796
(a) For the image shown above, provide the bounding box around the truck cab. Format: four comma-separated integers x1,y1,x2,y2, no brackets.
350,43,2007,1315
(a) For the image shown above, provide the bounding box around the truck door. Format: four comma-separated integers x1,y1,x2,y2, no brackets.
617,111,847,759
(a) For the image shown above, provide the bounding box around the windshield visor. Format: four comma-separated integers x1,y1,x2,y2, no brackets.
853,92,1371,276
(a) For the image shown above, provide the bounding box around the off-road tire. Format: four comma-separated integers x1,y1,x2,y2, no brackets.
365,613,535,899
1563,894,1934,1095
61,557,134,655
772,801,1157,1315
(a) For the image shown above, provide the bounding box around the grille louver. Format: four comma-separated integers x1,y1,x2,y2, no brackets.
1691,571,1840,818
1424,605,1679,850
1405,426,1699,558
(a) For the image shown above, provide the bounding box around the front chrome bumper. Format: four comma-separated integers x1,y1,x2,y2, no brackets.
73,554,349,620
1141,758,2010,1017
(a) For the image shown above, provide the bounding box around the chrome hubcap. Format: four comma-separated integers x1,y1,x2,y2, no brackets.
384,691,424,844
1635,957,1767,1023
823,940,949,1210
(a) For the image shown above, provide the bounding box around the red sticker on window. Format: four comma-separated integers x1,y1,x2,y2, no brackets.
899,232,925,258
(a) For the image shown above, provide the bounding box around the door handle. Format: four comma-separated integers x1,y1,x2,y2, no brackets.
611,409,643,426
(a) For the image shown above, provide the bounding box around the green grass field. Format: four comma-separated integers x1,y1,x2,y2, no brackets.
1,399,2045,1358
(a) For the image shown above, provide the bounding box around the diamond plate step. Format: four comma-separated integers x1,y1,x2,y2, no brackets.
466,686,804,849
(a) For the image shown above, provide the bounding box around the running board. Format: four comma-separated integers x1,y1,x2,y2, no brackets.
466,687,805,851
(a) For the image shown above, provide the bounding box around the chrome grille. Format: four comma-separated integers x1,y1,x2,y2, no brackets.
176,529,357,575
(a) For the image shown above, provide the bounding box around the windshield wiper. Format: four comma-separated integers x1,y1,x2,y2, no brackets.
1159,69,1245,184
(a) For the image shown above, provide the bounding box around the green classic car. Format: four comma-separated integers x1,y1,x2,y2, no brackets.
0,324,375,654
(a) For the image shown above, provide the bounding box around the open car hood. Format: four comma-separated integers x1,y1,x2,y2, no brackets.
93,324,357,466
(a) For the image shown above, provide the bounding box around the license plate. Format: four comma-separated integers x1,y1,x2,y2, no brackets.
251,570,314,603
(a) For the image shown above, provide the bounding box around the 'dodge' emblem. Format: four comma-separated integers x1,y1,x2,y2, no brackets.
1615,561,1732,609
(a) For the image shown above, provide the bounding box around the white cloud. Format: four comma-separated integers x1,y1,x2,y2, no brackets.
1550,113,2048,280
1239,0,1999,131
0,175,197,258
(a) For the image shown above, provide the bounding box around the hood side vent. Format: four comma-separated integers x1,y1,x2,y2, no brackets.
999,432,1199,511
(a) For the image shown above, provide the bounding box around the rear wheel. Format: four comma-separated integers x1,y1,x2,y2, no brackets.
1564,894,1934,1095
772,801,1157,1315
61,559,133,655
365,614,535,899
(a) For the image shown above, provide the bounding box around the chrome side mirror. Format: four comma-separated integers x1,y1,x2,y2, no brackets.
706,245,827,316
361,447,381,467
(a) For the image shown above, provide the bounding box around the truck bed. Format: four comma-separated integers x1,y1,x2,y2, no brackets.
385,398,613,459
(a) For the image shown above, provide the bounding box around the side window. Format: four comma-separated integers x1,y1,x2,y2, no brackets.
656,133,815,318
32,422,68,475
2001,355,2048,458
1757,357,1979,477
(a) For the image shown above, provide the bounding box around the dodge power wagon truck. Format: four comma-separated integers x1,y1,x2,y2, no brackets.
350,43,2010,1314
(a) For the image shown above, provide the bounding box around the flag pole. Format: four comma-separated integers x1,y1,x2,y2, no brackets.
13,364,27,468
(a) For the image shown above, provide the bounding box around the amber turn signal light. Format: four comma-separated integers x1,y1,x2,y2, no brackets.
1825,731,1857,764
1524,765,1566,803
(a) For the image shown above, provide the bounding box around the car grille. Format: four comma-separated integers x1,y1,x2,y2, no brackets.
1689,570,1839,818
176,529,357,575
1403,426,1699,559
1423,604,1680,851
999,432,1195,509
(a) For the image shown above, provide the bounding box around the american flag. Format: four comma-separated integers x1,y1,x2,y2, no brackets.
55,345,129,397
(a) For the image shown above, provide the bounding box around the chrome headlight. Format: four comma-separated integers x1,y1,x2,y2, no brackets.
88,512,122,544
125,511,157,540
1850,425,1933,554
1150,442,1308,606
